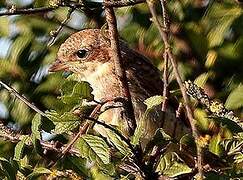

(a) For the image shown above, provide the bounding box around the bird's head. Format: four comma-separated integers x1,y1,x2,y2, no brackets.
49,29,111,74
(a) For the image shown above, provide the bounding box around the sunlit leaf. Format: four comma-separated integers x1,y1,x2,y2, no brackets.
225,85,243,110
101,127,132,156
14,135,31,161
156,152,192,177
31,114,41,140
27,167,51,180
144,95,164,110
75,134,110,165
53,121,80,134
205,4,242,47
209,134,223,156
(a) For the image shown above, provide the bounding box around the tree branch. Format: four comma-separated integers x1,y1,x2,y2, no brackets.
0,121,80,156
104,3,136,136
0,7,55,16
0,81,46,117
103,0,145,7
146,0,203,178
48,7,76,46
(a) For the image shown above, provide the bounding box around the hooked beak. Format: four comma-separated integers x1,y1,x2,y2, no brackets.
49,59,68,72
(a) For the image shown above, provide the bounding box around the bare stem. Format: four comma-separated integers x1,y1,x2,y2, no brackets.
104,0,145,7
0,121,80,156
0,81,46,117
146,0,203,178
48,7,75,46
0,7,55,16
104,3,136,135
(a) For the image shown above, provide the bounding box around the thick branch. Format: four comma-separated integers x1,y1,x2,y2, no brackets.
104,4,136,135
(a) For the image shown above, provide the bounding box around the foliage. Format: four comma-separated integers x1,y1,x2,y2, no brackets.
0,0,242,179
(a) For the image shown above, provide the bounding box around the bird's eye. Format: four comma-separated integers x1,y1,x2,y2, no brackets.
76,49,88,58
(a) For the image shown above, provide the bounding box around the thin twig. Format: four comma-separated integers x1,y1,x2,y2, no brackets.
161,0,170,112
48,7,75,46
0,81,46,117
104,3,136,135
0,0,145,17
161,52,169,112
0,121,80,156
61,104,102,154
146,0,203,178
103,0,145,7
0,80,135,156
0,7,55,16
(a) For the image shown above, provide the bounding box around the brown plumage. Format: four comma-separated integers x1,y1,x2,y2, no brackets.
49,29,189,145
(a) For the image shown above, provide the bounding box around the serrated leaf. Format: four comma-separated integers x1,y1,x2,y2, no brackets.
46,110,80,122
144,95,164,110
27,167,51,180
60,80,93,106
31,114,41,140
75,134,110,165
46,110,80,134
53,121,80,134
225,85,243,110
14,135,31,161
156,152,192,177
101,127,132,156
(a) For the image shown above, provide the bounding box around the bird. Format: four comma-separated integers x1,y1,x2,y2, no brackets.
49,29,190,147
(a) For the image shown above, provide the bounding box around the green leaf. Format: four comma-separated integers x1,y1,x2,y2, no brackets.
180,134,196,152
0,157,17,180
101,128,132,156
225,85,243,110
14,135,31,161
46,110,80,122
131,117,145,146
31,114,41,140
156,152,192,177
194,109,209,131
209,134,223,156
205,4,242,47
53,121,80,134
194,72,214,88
9,34,33,63
75,134,110,165
144,95,164,110
27,167,51,180
60,80,93,106
46,110,80,134
211,117,243,134
0,17,9,36
66,156,89,177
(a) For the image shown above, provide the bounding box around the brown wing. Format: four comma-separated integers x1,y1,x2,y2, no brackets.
120,42,163,98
